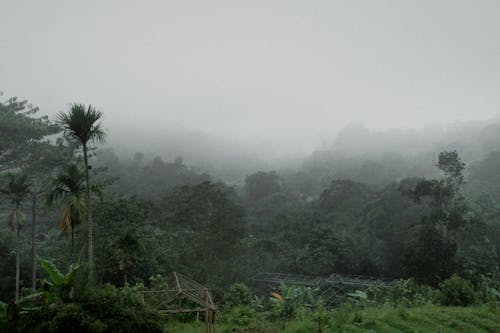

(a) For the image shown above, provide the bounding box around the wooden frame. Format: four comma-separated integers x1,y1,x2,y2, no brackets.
139,272,216,333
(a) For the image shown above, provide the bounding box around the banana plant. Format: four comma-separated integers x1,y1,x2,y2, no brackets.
2,259,77,329
270,282,318,319
40,259,80,302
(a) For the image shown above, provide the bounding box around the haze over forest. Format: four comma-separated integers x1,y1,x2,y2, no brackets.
2,0,500,178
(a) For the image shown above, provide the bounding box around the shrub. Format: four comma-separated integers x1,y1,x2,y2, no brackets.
48,303,106,333
223,283,252,308
310,305,331,333
472,276,500,304
331,304,356,329
77,284,163,333
12,284,164,333
366,279,435,306
223,305,256,329
435,274,476,306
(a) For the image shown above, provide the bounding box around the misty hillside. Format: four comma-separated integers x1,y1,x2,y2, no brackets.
3,1,500,332
296,120,500,192
97,118,500,199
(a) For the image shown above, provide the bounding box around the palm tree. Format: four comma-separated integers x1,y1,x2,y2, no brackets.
57,104,105,271
46,162,87,263
1,172,31,302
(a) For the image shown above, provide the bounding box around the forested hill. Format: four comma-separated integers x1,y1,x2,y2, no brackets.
96,118,500,201
295,120,500,193
87,135,500,284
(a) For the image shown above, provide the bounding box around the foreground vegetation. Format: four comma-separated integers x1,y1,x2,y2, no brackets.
170,305,500,333
2,267,499,332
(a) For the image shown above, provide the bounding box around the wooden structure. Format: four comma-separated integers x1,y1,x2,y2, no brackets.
252,272,394,306
139,272,216,333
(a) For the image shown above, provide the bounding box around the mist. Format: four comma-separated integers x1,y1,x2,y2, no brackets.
2,0,500,169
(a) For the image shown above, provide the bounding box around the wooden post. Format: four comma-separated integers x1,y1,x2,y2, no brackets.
213,310,216,333
203,288,217,333
205,309,208,333
205,288,210,333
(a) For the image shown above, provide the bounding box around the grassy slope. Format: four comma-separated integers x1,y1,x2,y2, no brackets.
333,305,500,333
166,305,500,333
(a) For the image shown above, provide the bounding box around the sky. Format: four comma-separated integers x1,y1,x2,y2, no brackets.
1,0,500,158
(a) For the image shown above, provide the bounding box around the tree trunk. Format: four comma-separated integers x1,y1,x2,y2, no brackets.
83,144,94,273
31,193,36,290
70,228,74,264
15,207,20,302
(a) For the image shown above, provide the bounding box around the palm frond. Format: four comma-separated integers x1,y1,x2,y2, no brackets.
57,104,106,145
1,172,31,205
59,205,72,233
46,162,86,207
46,162,87,232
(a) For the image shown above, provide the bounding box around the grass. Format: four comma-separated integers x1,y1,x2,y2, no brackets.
163,304,500,333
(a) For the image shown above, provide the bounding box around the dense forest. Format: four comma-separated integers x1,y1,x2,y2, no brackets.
1,95,500,332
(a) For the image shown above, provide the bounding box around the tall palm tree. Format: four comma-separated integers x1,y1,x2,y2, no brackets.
46,162,87,263
57,104,105,271
1,172,31,302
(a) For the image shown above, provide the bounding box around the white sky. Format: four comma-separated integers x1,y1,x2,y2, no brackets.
1,0,499,156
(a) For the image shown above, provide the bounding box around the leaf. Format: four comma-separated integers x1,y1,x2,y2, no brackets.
40,259,65,286
65,263,80,285
17,211,26,226
489,288,500,299
270,292,284,302
59,205,72,233
17,292,44,303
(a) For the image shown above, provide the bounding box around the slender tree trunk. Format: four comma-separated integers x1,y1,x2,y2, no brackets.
31,193,36,290
83,144,94,273
15,207,20,302
70,228,74,264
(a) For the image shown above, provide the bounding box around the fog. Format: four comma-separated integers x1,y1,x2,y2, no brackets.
2,0,500,168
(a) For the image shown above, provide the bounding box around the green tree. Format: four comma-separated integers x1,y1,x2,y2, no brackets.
113,228,141,285
25,139,72,290
244,171,282,200
46,162,88,263
403,221,457,285
296,224,351,275
317,179,374,216
1,172,31,301
91,194,173,286
0,95,67,290
57,104,106,272
159,181,247,291
403,151,498,284
0,96,59,171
